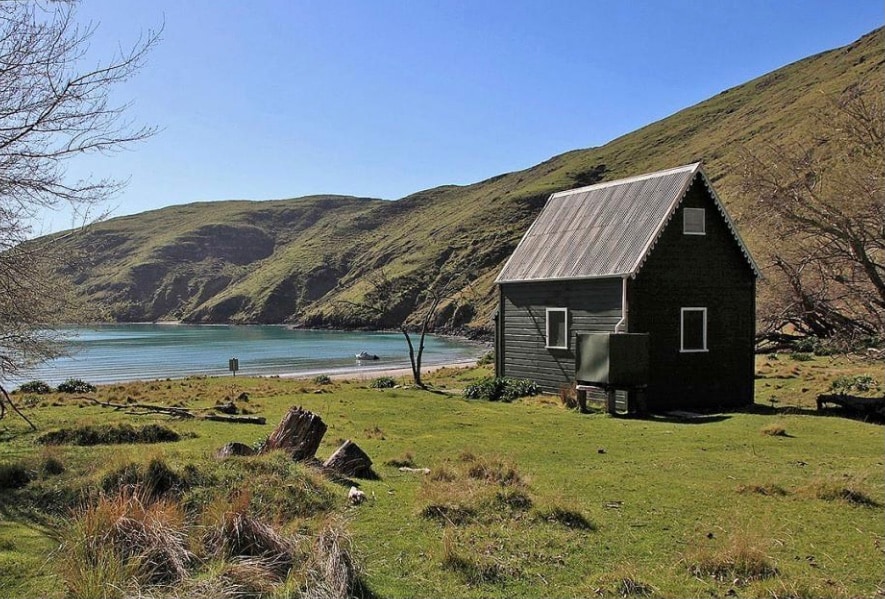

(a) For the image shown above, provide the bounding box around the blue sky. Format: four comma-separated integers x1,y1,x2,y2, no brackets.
47,0,882,232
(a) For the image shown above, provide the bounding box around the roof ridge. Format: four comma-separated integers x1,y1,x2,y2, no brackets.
551,162,701,197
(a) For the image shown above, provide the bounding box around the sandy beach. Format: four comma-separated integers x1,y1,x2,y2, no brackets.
276,358,481,382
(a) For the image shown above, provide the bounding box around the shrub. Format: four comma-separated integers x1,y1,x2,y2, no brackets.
17,380,51,394
830,374,880,395
369,376,396,389
56,379,97,393
37,423,180,446
790,352,813,362
476,350,494,366
312,374,333,385
463,377,539,402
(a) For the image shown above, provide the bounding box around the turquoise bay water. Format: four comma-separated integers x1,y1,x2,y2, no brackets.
10,324,485,386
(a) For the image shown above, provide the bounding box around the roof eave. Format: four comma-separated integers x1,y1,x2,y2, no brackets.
496,272,632,285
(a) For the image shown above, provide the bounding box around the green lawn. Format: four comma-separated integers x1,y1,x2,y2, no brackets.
0,357,882,598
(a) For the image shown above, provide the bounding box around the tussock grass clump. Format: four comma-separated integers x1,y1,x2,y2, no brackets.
301,523,362,599
589,564,657,598
559,383,578,409
58,492,193,597
421,504,477,525
201,493,297,579
735,483,788,497
419,454,534,527
102,457,188,502
535,505,596,530
441,532,510,586
686,531,778,584
760,422,788,436
384,452,415,468
801,477,880,507
0,461,31,489
37,423,180,446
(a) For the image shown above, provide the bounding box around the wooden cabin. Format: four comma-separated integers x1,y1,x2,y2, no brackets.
494,163,759,412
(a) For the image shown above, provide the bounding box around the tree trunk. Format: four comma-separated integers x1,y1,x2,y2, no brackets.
323,439,373,478
260,406,327,461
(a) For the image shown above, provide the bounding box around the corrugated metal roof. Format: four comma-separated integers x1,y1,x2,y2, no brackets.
496,162,759,283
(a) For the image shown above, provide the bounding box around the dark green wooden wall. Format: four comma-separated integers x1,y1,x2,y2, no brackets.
629,179,756,410
497,277,622,392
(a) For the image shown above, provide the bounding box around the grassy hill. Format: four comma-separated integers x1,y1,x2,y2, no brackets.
51,28,883,330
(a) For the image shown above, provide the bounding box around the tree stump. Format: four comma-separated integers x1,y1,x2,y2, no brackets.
323,440,373,478
260,406,327,461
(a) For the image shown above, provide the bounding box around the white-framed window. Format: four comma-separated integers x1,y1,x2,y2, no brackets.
546,307,569,349
680,307,707,352
683,207,706,235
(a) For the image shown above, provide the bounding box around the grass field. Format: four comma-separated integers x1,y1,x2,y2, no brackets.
0,355,882,598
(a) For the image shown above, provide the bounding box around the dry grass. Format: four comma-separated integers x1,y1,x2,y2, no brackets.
201,491,298,579
799,476,881,507
760,422,788,436
735,483,789,497
685,529,778,585
57,491,192,598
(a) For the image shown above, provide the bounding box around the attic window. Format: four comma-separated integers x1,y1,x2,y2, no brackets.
546,308,568,350
683,208,706,235
680,307,707,352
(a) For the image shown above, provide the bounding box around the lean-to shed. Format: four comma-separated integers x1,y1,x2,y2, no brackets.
494,162,759,411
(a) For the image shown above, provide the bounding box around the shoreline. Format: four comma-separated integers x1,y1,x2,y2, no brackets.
276,358,482,382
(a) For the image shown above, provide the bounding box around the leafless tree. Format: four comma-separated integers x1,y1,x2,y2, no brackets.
0,1,159,421
740,83,884,346
346,262,478,389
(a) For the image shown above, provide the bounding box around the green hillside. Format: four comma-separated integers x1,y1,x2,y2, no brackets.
52,28,883,331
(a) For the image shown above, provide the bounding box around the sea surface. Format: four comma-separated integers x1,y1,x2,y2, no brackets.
9,324,485,386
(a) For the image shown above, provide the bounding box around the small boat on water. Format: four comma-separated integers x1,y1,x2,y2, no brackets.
355,351,379,361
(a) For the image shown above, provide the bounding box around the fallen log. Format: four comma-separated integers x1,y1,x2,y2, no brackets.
85,398,265,424
816,394,885,417
323,439,373,478
260,406,327,461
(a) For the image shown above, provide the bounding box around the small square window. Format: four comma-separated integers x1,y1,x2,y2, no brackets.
683,208,706,235
681,307,707,352
546,308,568,349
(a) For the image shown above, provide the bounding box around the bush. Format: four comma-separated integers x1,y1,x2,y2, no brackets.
312,374,333,385
476,351,494,366
56,379,97,393
369,376,396,389
37,423,180,446
831,374,880,395
463,377,539,402
17,380,51,394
